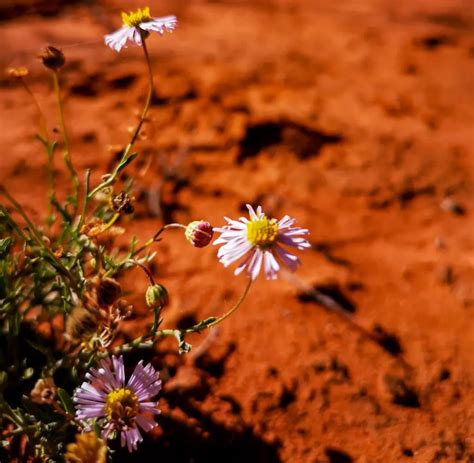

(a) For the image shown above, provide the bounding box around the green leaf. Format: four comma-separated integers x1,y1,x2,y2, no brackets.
189,317,217,332
21,368,34,380
117,152,138,173
0,371,7,392
0,238,13,258
10,311,21,336
93,419,101,437
57,388,75,416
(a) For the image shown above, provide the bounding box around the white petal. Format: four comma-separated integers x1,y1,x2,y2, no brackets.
247,249,263,280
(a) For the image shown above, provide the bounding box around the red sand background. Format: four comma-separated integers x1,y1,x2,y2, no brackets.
1,0,474,461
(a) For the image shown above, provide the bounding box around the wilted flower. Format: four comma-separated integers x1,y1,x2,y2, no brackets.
39,46,65,70
185,220,214,248
74,356,162,452
111,191,134,215
31,377,57,405
65,432,107,463
66,305,100,341
213,204,310,280
97,277,122,308
104,6,177,52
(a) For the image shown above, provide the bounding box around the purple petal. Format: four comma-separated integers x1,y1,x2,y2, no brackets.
275,245,301,272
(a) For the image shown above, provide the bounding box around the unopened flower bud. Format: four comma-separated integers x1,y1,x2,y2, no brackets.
185,220,214,248
97,278,122,307
111,191,134,215
146,284,168,308
40,46,65,70
31,377,57,405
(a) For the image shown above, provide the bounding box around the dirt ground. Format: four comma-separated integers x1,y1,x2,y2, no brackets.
1,0,474,461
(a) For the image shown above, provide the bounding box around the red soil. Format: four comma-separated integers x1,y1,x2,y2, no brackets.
1,0,474,461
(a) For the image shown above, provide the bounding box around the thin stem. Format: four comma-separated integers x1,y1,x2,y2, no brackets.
76,169,91,232
129,259,156,285
103,223,186,278
133,223,186,257
36,137,59,226
0,396,24,428
19,76,59,224
19,78,48,139
0,185,77,287
52,70,79,214
88,30,154,199
201,279,252,329
101,212,120,234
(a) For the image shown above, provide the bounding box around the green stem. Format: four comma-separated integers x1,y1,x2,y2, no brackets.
114,279,252,355
193,278,252,330
133,223,186,257
52,70,79,215
130,259,156,285
0,185,77,287
101,212,120,233
0,395,24,428
36,137,59,225
19,77,48,139
21,78,57,222
103,223,185,278
76,169,91,233
88,30,154,199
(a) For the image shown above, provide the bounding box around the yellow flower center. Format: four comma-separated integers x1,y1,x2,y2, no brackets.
105,388,138,427
121,7,152,27
246,217,279,248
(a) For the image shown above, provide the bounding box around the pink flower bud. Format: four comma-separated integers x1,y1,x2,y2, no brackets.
185,220,214,248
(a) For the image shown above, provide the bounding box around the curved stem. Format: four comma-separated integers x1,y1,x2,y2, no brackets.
52,71,79,215
111,279,252,356
129,259,156,285
133,223,186,257
101,212,120,233
200,278,252,329
88,30,154,199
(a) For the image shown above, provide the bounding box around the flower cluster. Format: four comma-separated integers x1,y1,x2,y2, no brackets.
0,5,311,461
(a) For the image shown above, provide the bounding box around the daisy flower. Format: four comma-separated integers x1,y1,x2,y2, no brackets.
105,7,177,52
73,356,162,452
213,205,311,280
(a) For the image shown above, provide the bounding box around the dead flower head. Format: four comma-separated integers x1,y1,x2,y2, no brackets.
97,277,122,308
39,46,65,70
30,377,57,405
111,190,134,215
65,432,107,463
66,305,100,342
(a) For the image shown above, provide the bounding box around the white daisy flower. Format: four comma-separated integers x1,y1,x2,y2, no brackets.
105,7,177,52
213,205,311,280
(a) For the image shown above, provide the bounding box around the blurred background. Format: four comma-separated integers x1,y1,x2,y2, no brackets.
1,0,473,461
